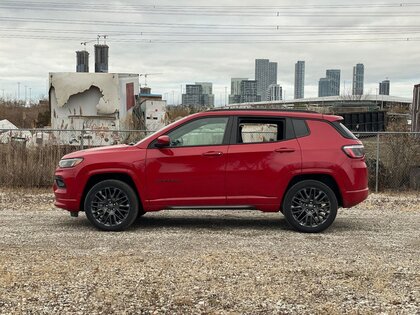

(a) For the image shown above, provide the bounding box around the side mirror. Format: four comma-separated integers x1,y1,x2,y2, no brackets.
156,135,170,148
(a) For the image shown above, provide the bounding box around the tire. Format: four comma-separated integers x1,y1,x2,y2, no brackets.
84,179,139,231
282,180,338,233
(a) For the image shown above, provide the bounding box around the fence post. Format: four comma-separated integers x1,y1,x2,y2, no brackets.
80,126,85,150
375,133,380,193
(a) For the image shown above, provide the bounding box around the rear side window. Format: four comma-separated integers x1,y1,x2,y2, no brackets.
332,121,358,139
237,118,285,143
292,119,310,138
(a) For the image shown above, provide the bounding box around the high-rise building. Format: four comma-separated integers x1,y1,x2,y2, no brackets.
318,69,341,97
379,79,390,95
240,80,261,103
94,44,109,73
326,69,341,96
195,82,214,107
318,78,332,97
267,84,282,101
255,59,277,101
182,83,214,107
182,84,202,106
195,82,212,95
229,78,248,104
294,61,305,99
231,78,247,95
352,63,364,95
76,50,89,73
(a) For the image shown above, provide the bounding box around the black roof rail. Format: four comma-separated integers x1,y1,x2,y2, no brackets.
206,108,318,114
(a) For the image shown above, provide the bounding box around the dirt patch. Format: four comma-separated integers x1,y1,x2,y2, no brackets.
0,190,419,314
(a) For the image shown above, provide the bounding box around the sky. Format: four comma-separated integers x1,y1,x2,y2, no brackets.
0,0,419,106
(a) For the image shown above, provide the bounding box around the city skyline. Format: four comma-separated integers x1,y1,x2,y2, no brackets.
0,0,418,105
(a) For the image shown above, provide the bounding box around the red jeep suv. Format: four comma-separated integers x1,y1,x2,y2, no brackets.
54,109,368,233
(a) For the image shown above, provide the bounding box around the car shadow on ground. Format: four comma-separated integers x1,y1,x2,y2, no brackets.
56,212,372,233
133,214,290,231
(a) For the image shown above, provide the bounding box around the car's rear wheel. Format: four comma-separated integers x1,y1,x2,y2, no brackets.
282,180,338,233
84,180,139,231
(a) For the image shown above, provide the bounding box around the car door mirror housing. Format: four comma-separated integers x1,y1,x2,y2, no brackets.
156,135,171,148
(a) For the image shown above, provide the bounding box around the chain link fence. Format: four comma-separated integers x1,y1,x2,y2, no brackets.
356,132,420,192
0,128,154,187
0,128,419,190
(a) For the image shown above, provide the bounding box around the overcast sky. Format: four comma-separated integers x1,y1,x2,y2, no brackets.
0,0,419,105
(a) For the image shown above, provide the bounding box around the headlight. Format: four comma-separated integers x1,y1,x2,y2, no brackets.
58,158,84,168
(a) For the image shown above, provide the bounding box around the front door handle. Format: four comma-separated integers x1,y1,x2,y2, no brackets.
275,147,295,153
202,151,223,157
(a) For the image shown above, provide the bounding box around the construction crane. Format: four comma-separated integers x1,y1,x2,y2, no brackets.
139,73,163,87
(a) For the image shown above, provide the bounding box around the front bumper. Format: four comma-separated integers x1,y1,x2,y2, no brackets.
53,169,82,212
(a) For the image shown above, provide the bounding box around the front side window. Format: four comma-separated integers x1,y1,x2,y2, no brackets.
167,117,229,147
238,118,285,144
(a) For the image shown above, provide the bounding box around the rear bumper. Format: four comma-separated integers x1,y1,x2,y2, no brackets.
342,187,369,208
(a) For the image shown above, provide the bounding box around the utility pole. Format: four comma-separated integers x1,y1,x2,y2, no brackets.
29,88,32,103
24,85,27,103
17,82,20,100
172,90,175,105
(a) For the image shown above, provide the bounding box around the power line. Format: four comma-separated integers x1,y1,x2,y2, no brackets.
2,27,420,37
0,33,418,44
1,16,420,30
2,2,420,16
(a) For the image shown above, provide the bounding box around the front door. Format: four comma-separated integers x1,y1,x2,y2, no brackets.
145,116,231,209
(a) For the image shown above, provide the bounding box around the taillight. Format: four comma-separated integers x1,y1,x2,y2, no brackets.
342,145,365,158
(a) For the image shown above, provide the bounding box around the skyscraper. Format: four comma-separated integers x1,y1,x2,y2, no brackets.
240,80,261,103
319,69,341,97
267,84,282,101
229,78,248,104
352,64,364,95
318,78,332,97
182,83,214,107
294,61,305,99
195,82,214,107
326,69,341,96
255,59,277,101
379,79,390,95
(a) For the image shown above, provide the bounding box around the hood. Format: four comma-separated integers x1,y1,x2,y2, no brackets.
62,144,136,159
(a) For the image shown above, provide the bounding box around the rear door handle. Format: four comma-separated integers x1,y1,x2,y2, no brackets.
275,147,295,153
202,151,223,157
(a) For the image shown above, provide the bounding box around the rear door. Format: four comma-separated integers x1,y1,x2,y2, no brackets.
225,116,301,209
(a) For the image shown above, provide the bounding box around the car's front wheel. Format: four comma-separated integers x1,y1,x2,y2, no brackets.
282,180,338,233
84,179,139,231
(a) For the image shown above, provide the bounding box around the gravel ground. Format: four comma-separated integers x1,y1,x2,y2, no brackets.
0,189,419,315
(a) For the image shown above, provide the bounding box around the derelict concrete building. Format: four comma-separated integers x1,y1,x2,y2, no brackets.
49,72,139,145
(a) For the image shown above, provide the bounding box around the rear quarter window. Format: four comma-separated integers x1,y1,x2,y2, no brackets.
332,121,358,139
292,119,310,138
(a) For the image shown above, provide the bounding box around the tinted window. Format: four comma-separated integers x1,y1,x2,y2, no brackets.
332,121,358,139
237,118,285,144
292,119,310,138
167,117,229,147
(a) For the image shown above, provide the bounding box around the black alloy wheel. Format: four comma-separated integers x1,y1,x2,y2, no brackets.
84,180,139,231
283,180,338,233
